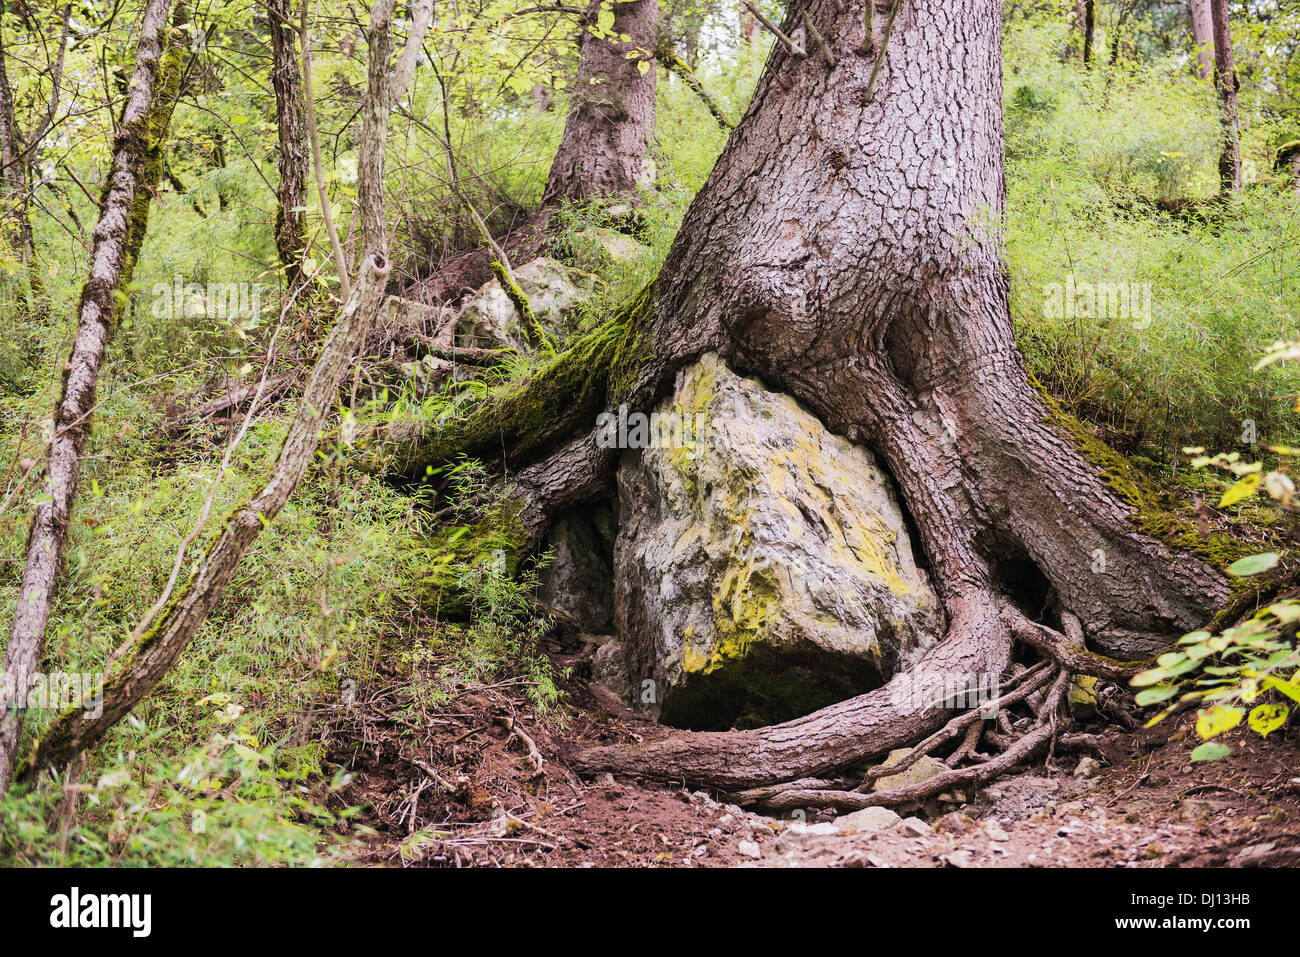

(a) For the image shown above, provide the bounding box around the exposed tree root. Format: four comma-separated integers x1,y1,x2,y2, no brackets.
569,589,1014,790
372,0,1234,817
737,684,1070,813
856,661,1054,788
1004,609,1145,682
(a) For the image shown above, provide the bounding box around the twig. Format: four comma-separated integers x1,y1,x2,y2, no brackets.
803,12,836,68
740,1,803,57
861,0,904,102
498,712,544,775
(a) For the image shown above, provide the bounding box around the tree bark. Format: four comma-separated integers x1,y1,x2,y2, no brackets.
16,0,434,788
425,0,1228,790
268,0,312,293
1188,0,1214,80
0,0,184,794
416,0,660,305
1083,0,1095,66
1209,0,1241,193
0,11,30,261
0,3,68,266
541,0,658,206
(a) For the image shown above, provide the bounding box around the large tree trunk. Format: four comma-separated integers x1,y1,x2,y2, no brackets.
541,0,657,205
484,0,1227,791
1209,0,1241,193
0,0,184,793
1188,0,1214,80
419,0,659,304
268,0,312,293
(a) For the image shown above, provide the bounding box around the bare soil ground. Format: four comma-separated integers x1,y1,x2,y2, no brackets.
331,664,1300,868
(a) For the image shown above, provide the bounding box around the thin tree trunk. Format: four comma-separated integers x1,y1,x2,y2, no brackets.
0,0,185,793
268,0,312,293
17,0,434,788
0,10,31,262
1083,0,1095,66
1188,0,1214,80
1209,0,1241,193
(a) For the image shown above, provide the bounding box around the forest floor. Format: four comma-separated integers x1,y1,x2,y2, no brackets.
335,663,1300,868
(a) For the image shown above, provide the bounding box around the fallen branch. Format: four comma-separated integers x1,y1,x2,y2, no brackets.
21,254,392,780
173,374,293,426
0,0,185,794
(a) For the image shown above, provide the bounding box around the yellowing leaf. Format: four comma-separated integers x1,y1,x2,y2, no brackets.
1195,704,1244,740
1263,675,1300,704
1218,474,1260,507
1247,703,1288,737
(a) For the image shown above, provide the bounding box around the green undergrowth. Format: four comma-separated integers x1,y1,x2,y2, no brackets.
1005,20,1300,461
374,281,656,482
1038,382,1283,576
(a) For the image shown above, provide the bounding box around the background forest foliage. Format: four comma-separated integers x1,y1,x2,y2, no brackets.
0,1,1298,864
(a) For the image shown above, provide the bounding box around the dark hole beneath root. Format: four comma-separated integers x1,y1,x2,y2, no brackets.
657,643,885,732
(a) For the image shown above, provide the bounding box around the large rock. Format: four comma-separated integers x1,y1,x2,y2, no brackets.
871,748,950,793
454,257,585,351
537,503,618,634
614,353,944,729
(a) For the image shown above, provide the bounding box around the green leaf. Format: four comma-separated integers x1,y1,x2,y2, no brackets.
1130,667,1168,687
1226,552,1279,577
1190,741,1232,762
1135,685,1179,706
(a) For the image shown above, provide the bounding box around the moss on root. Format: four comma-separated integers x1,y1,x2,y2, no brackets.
385,281,657,481
1035,381,1258,572
489,260,556,354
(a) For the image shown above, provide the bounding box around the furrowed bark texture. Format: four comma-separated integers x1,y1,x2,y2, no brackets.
541,0,658,206
563,0,1227,789
18,0,433,784
416,0,659,305
269,0,312,291
1209,0,1240,193
0,0,182,793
